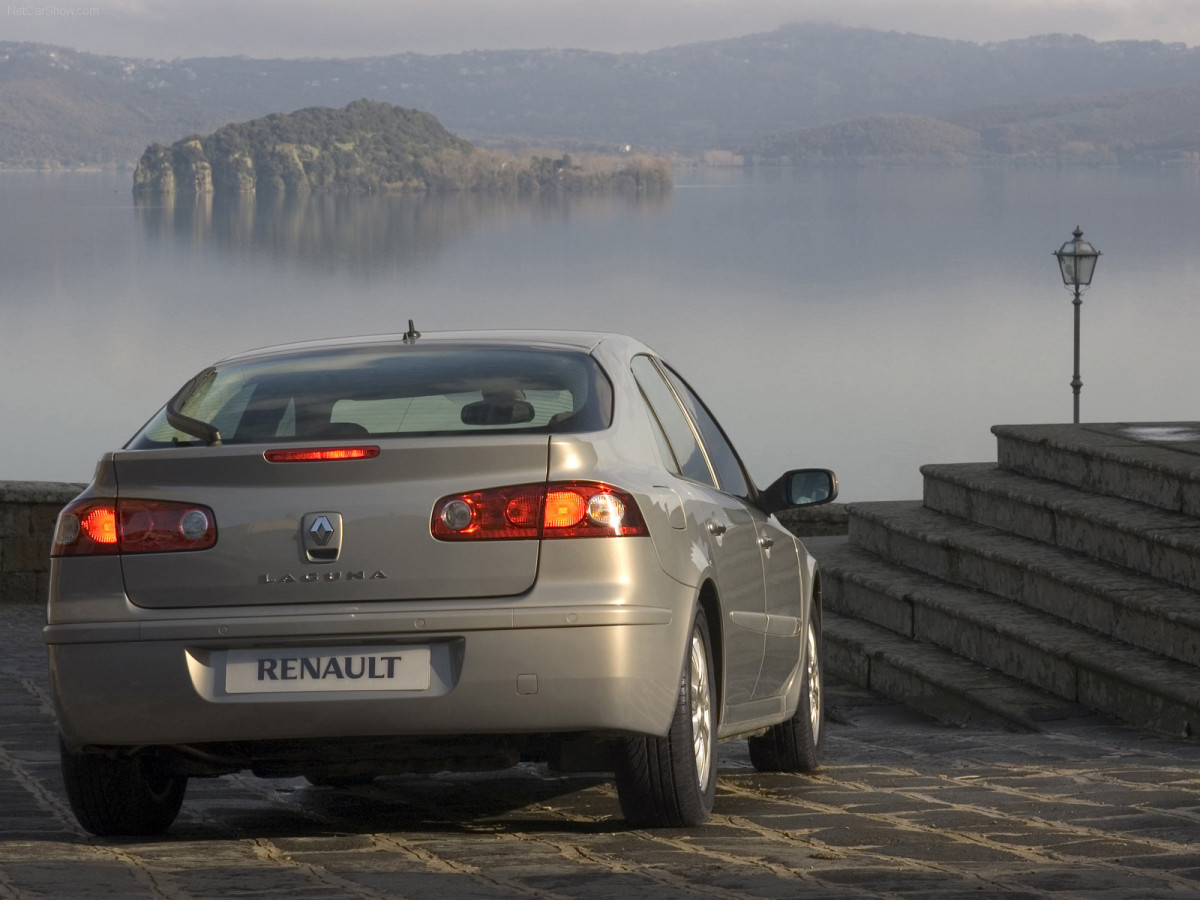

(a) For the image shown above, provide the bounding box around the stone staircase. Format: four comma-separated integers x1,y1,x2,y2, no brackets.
806,423,1200,737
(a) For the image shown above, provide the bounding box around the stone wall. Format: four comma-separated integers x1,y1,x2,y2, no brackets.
0,482,85,605
775,502,850,538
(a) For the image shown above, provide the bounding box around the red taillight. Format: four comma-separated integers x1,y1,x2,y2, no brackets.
80,506,118,545
432,482,648,541
264,446,380,463
431,486,545,540
504,491,545,530
52,499,218,557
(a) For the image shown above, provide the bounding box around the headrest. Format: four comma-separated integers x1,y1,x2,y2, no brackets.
460,398,535,426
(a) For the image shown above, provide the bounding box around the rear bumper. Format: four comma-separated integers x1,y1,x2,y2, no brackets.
46,592,694,750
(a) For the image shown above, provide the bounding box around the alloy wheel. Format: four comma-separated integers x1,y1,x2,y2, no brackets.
690,629,713,791
806,620,821,742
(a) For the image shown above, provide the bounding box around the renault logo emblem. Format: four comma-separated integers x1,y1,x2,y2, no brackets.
310,515,335,546
302,512,343,562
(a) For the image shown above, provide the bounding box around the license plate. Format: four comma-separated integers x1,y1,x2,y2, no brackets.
225,645,432,694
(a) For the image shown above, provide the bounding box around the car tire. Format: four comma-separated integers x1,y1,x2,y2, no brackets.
747,611,824,773
59,736,186,836
613,608,717,827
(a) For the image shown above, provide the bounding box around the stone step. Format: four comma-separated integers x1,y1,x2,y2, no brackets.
820,606,1097,733
842,500,1200,669
810,536,1200,738
921,462,1200,592
993,422,1200,516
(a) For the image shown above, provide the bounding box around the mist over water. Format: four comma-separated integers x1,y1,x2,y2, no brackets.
4,166,1200,502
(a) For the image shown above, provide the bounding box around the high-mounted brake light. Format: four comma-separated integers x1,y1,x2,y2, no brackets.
432,482,648,541
52,499,218,557
264,446,380,463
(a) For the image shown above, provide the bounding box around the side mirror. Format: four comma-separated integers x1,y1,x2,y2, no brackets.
759,468,838,514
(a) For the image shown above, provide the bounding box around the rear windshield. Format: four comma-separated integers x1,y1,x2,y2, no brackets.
128,344,613,448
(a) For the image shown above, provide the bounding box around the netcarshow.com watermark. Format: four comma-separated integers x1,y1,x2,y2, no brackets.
7,5,101,15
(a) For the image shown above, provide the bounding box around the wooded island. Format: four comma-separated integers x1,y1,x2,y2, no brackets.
133,100,671,195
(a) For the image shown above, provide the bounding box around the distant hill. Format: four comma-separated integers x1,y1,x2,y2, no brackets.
744,114,983,164
948,85,1200,164
742,85,1200,165
6,26,1200,165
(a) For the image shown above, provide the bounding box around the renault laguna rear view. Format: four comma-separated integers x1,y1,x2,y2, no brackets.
46,329,836,835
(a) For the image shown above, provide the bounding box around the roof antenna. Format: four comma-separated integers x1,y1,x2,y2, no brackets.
403,319,421,343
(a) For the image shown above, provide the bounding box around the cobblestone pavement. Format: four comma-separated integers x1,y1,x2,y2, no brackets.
3,604,1199,899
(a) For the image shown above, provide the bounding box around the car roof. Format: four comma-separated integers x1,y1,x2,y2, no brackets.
215,331,652,367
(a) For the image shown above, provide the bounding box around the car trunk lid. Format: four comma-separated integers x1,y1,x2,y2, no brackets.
114,436,550,609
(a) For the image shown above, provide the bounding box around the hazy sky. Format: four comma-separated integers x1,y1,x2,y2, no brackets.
4,0,1199,60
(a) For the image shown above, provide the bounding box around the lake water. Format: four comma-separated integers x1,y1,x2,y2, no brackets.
4,165,1200,502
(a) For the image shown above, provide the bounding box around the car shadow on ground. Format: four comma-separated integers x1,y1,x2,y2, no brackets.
156,768,626,840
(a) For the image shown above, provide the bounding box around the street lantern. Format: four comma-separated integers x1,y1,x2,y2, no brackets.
1054,227,1101,424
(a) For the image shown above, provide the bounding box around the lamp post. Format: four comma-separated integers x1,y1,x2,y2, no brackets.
1054,226,1101,424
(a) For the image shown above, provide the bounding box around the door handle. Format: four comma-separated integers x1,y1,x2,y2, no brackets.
707,520,727,536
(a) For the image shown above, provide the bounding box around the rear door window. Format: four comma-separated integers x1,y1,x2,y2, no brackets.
660,365,752,499
630,355,715,487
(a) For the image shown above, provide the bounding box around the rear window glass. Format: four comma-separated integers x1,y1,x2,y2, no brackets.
128,344,612,448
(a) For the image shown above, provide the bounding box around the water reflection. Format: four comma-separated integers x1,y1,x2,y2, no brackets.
133,188,672,274
9,167,1200,498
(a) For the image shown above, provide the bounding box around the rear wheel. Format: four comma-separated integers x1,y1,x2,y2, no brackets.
613,608,716,827
747,612,824,773
60,737,186,836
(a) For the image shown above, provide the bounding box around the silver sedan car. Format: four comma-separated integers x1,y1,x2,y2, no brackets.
46,330,836,835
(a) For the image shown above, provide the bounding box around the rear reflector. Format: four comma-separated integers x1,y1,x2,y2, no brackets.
432,482,647,540
264,446,380,463
53,499,218,556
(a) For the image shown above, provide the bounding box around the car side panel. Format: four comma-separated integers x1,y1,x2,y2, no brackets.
678,483,766,706
753,512,808,700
